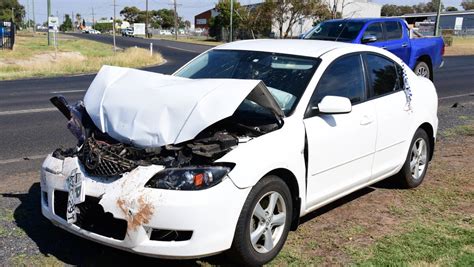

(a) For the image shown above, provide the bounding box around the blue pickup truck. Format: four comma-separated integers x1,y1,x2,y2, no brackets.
303,18,444,80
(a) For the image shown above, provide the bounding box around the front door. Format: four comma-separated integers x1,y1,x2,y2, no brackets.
303,54,377,208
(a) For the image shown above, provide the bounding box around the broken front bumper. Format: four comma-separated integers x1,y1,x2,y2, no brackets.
40,154,250,259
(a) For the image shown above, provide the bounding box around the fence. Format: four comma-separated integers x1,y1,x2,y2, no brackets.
0,20,15,50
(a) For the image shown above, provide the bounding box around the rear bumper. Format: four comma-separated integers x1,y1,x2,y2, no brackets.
40,154,251,258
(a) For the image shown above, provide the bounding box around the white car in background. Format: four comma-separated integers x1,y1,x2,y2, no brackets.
41,40,438,266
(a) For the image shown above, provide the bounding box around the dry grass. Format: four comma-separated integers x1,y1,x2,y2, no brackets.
444,37,474,56
0,33,163,80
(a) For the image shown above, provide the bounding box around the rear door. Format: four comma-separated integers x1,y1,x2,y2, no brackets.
303,54,377,207
363,53,413,180
383,21,411,63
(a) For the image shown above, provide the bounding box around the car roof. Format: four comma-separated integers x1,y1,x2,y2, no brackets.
214,39,365,58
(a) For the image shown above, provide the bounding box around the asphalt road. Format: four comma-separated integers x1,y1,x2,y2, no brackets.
0,34,473,176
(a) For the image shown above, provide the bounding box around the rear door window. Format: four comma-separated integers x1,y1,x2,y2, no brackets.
366,54,402,97
384,21,403,40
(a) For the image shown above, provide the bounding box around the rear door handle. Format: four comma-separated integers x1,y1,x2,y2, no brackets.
360,115,374,126
381,46,387,49
402,43,408,47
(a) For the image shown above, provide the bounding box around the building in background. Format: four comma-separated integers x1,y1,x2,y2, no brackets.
194,8,219,30
400,10,474,36
272,0,381,38
194,0,381,39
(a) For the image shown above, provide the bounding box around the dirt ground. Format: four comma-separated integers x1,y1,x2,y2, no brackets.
0,102,473,266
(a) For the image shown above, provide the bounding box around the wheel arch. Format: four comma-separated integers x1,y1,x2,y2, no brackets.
416,55,433,80
265,168,301,231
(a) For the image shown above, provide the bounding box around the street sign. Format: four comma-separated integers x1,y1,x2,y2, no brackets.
134,23,145,36
48,16,59,32
454,17,463,31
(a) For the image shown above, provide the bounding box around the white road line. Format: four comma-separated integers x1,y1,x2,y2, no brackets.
0,154,48,165
50,89,86,94
165,46,199,53
0,107,56,116
439,92,474,100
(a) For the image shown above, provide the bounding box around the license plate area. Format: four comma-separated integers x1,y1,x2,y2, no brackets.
66,168,85,224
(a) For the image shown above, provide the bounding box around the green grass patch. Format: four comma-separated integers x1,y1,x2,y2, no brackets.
9,253,63,266
0,33,163,80
441,124,474,138
354,220,474,266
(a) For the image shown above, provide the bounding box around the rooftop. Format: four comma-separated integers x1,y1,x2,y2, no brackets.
214,39,364,58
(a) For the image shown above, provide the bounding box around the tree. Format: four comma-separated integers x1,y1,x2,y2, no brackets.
445,6,458,11
461,0,474,10
75,13,82,29
381,4,414,16
267,0,328,38
151,9,176,28
0,0,25,24
120,6,142,23
93,22,113,33
59,14,73,32
381,4,400,16
424,0,444,12
209,0,241,40
235,3,273,39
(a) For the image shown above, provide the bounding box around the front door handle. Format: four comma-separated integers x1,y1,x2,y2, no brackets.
360,115,374,125
381,46,387,49
402,43,408,48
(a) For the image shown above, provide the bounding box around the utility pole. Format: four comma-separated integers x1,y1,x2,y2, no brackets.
145,0,149,38
92,7,95,28
174,0,178,40
11,8,14,23
230,0,233,42
113,0,117,52
434,0,442,36
47,0,51,45
32,0,36,33
26,0,30,29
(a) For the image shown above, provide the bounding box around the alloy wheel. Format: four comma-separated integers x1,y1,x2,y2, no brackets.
249,191,287,254
410,138,428,180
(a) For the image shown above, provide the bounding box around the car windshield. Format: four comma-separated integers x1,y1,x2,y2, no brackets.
174,50,320,115
304,21,365,41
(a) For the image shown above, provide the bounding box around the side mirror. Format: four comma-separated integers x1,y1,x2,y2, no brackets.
318,96,352,114
362,34,377,43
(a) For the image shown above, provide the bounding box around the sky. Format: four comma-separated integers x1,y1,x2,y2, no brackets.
19,0,465,26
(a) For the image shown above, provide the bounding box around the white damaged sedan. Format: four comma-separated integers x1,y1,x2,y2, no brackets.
41,40,438,265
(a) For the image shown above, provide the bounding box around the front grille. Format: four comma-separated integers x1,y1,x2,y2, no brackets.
54,190,128,240
79,138,137,177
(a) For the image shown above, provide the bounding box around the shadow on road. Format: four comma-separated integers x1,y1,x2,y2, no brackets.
2,183,234,266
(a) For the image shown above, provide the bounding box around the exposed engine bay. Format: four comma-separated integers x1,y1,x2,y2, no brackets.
51,96,281,178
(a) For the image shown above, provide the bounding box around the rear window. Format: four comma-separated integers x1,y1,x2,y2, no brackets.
385,21,403,40
304,21,365,41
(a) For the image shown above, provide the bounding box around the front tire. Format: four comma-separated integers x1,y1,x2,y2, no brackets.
414,61,431,80
398,129,431,188
230,175,292,266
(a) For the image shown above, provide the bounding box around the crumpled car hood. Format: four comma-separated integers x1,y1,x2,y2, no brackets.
84,65,283,148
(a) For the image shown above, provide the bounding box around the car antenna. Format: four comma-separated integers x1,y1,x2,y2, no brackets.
334,11,357,42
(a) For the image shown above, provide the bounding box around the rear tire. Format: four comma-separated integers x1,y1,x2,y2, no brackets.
229,175,292,266
398,129,431,188
414,61,432,80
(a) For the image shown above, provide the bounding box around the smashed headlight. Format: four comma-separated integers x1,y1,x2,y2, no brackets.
145,165,233,190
